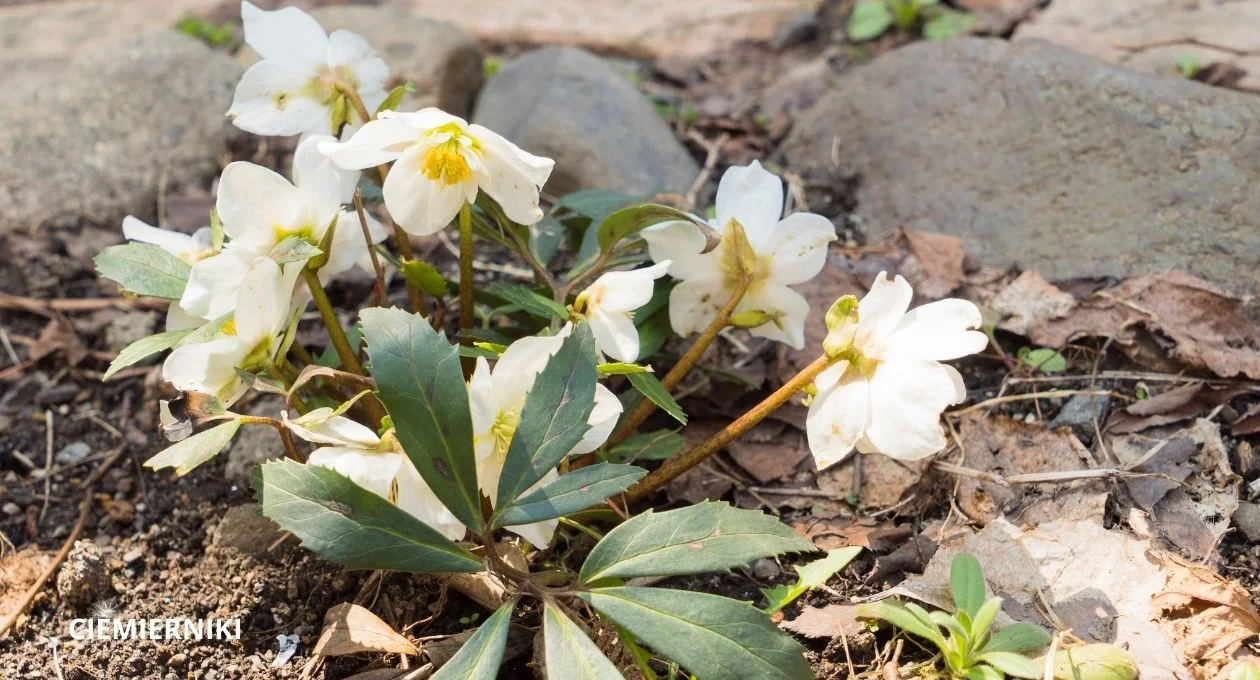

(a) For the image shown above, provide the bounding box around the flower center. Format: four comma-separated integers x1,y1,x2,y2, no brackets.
220,318,237,336
304,65,359,105
421,139,473,186
717,218,770,290
487,406,521,464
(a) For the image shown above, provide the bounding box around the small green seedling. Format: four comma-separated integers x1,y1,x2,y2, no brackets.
1017,347,1067,374
1175,55,1202,79
846,0,976,43
175,16,236,47
856,552,1050,679
761,547,862,613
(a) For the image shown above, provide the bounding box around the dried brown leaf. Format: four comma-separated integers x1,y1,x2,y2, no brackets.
727,421,809,483
900,230,967,299
780,604,862,639
312,603,418,658
1105,383,1248,435
990,270,1077,337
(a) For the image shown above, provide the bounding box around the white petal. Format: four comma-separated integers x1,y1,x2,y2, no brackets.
289,410,380,448
163,337,249,405
641,220,718,281
739,283,810,350
806,374,870,470
308,447,401,500
387,107,464,131
857,272,912,345
589,307,640,363
122,216,196,259
863,359,960,460
383,145,475,235
323,116,418,169
667,275,727,337
495,333,565,382
179,246,253,320
326,30,389,96
294,135,359,206
714,160,783,250
165,303,205,332
572,384,623,455
229,59,328,137
766,212,836,285
585,261,670,314
241,1,328,63
318,211,370,277
471,124,554,225
885,299,988,361
216,162,304,246
394,458,466,540
235,257,298,344
468,356,498,454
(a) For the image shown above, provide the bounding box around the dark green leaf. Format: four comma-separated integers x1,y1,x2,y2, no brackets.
596,204,702,253
256,459,482,573
104,328,194,380
579,587,811,680
604,429,683,463
543,602,625,679
529,216,566,267
634,308,673,360
94,242,190,299
553,190,639,223
496,464,645,527
495,324,597,506
144,419,241,475
486,281,567,320
626,371,686,425
431,602,515,680
580,501,813,582
361,307,484,532
950,552,987,618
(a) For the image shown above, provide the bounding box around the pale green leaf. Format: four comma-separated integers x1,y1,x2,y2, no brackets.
597,362,651,376
543,602,625,680
855,600,946,648
361,307,484,532
580,502,813,583
496,463,645,527
94,242,190,299
144,419,241,475
847,0,894,41
978,651,1044,679
986,622,1051,653
922,8,976,40
432,602,515,680
579,587,811,680
951,552,986,617
761,547,862,613
256,459,482,573
495,324,597,506
270,235,322,264
626,371,686,425
400,259,449,297
103,327,194,380
1046,644,1138,680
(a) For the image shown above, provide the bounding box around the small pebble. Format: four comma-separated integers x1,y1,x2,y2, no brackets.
752,558,781,580
1,502,19,516
55,441,91,465
122,548,144,565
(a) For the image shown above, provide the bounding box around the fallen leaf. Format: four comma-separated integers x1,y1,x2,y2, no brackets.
816,453,928,509
727,421,809,483
1231,402,1260,436
900,230,967,299
1033,271,1260,380
952,414,1099,523
424,623,534,669
780,604,862,639
793,516,911,552
31,316,87,366
990,270,1077,337
1110,435,1197,512
312,603,418,658
1154,553,1260,675
1105,383,1248,435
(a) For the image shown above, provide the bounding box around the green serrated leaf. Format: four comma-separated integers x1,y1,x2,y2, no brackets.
625,371,686,425
496,464,646,527
361,307,484,532
94,242,191,299
256,459,482,573
580,502,813,583
978,651,1044,679
847,0,894,41
400,259,449,297
951,552,987,618
432,602,515,680
144,419,241,475
495,324,597,506
104,327,194,380
597,362,651,376
270,235,323,265
486,281,568,320
596,204,701,253
761,547,862,613
986,622,1051,653
579,587,811,680
604,429,683,463
543,602,626,679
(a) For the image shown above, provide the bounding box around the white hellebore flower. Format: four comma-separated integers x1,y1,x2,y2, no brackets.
321,108,554,235
573,261,671,362
806,272,988,468
288,408,464,540
228,1,389,138
181,137,383,321
468,330,622,548
642,161,836,350
163,256,302,407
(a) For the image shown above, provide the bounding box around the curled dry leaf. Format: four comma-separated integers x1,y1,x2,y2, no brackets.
792,516,912,552
312,603,418,658
1105,383,1249,435
899,230,967,299
1030,271,1260,380
989,270,1077,337
780,604,862,640
727,420,810,484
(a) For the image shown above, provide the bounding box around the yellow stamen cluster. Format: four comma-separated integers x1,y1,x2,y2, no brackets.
487,406,521,464
421,140,472,186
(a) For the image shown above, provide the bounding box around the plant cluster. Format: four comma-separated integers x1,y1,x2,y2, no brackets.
846,0,977,43
95,3,996,677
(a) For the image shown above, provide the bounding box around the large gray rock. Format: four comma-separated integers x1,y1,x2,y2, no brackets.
301,5,482,117
474,47,699,197
0,31,240,232
783,38,1260,292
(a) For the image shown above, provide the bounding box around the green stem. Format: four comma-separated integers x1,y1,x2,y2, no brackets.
623,353,837,503
458,202,475,334
302,268,365,376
